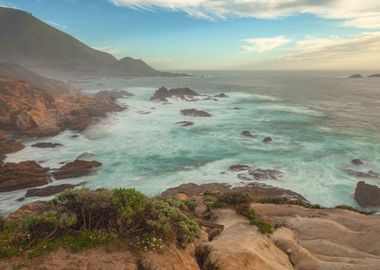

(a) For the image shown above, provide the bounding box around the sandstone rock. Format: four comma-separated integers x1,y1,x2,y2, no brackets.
354,181,380,207
181,109,211,117
176,121,194,127
6,201,46,221
151,87,199,102
229,164,250,171
263,137,273,143
241,130,256,137
0,161,50,192
25,182,86,198
238,169,283,181
32,142,63,148
351,159,364,166
52,159,102,180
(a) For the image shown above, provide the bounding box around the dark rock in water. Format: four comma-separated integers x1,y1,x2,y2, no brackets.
238,168,283,181
368,74,380,78
232,107,241,110
263,137,273,143
94,89,133,99
202,96,218,101
354,181,380,207
349,74,363,78
71,134,79,138
229,164,250,172
0,135,25,165
52,159,102,180
215,93,228,98
0,161,50,192
77,152,96,160
181,108,211,117
176,121,194,127
25,182,86,197
241,130,256,138
351,159,364,166
151,87,199,102
136,111,151,115
342,169,380,178
32,142,63,148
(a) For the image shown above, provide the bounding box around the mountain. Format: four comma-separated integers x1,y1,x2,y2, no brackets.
0,7,183,77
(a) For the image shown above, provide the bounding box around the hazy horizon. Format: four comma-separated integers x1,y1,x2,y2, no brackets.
1,0,380,71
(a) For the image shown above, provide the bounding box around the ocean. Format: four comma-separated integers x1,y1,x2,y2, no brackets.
2,70,380,214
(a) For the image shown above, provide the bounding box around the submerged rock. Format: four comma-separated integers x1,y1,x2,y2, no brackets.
263,137,273,143
181,108,211,117
229,164,250,172
52,159,102,180
150,87,199,102
241,130,256,138
343,168,380,178
77,152,96,160
238,168,283,181
354,181,380,207
25,182,86,198
349,74,363,78
32,142,63,148
215,93,228,98
351,159,364,166
176,121,194,127
0,161,50,192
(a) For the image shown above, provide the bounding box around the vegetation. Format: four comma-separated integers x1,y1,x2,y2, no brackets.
0,188,200,258
236,205,273,235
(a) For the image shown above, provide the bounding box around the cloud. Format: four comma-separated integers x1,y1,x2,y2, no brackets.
92,45,123,56
46,20,67,29
282,32,380,60
242,36,291,53
109,0,380,29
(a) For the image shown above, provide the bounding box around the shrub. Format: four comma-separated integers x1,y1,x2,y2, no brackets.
217,192,252,206
236,205,273,235
185,200,197,212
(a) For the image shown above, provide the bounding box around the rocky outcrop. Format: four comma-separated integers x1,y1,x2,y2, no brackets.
263,137,273,143
241,130,256,137
354,181,380,207
31,142,63,148
177,121,194,127
215,93,228,98
25,182,85,198
229,164,250,172
181,109,212,117
349,74,363,78
0,133,24,165
351,159,364,166
254,203,380,270
52,159,102,180
342,168,380,178
151,87,200,102
368,74,380,78
238,169,283,181
0,77,125,137
94,89,133,99
0,161,50,192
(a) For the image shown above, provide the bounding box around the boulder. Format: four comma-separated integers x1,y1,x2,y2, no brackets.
176,121,194,127
151,87,200,102
351,159,364,166
349,74,363,78
25,182,86,198
263,137,273,143
238,169,283,181
241,130,256,137
229,164,250,171
52,159,102,180
181,109,211,117
31,142,63,148
215,93,228,98
354,181,380,207
0,161,50,192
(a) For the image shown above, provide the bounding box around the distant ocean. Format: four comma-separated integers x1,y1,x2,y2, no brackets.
3,70,380,214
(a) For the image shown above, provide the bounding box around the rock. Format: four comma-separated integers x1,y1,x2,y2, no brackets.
136,111,151,115
0,161,50,192
215,93,228,98
77,152,96,159
6,201,46,221
253,203,380,269
25,182,86,197
0,138,24,165
229,164,250,172
354,181,380,207
151,87,200,102
351,159,364,166
176,121,194,127
31,142,63,148
342,168,380,178
238,168,283,181
241,130,256,137
94,89,133,99
181,108,211,117
263,137,273,143
71,134,79,138
196,208,294,270
52,159,102,180
202,96,218,101
368,74,380,78
349,74,363,78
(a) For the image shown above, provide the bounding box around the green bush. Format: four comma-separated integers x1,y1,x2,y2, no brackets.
217,192,252,206
236,205,273,235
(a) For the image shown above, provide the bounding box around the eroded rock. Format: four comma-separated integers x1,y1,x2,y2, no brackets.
238,169,283,181
52,159,102,180
229,164,250,172
25,182,86,198
354,181,380,207
151,87,200,102
32,142,63,148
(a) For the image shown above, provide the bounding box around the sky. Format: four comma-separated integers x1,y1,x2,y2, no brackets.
1,0,380,70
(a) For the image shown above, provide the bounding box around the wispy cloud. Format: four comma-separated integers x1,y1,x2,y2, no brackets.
46,20,68,29
282,32,380,60
109,0,380,29
92,45,123,56
242,36,291,53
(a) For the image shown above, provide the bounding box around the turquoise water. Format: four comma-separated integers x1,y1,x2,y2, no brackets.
2,71,380,214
